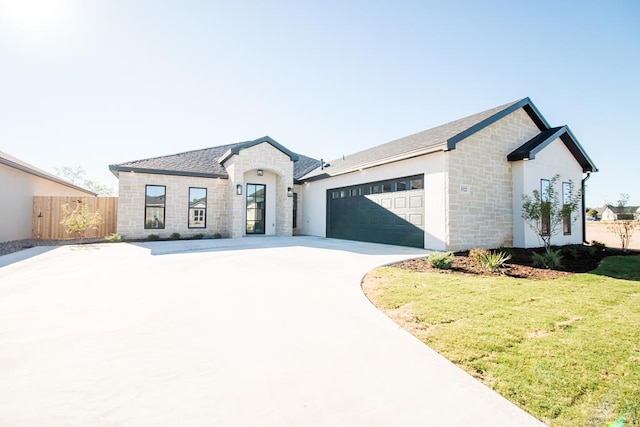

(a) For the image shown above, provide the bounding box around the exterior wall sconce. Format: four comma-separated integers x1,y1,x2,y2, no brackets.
257,169,263,176
287,187,294,197
236,184,243,195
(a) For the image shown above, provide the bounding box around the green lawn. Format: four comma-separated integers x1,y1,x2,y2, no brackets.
364,256,640,426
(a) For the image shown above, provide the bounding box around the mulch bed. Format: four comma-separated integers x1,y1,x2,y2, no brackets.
392,246,639,280
0,238,108,257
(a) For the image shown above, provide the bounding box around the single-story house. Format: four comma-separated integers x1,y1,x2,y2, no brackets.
601,205,640,221
0,151,96,243
109,97,597,251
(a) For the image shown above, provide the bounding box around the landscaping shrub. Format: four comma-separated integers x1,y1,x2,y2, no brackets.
469,247,489,262
147,234,160,241
428,252,454,270
105,232,122,242
169,232,181,240
213,233,222,239
591,240,606,251
561,245,580,260
532,249,563,269
191,234,204,240
477,250,512,272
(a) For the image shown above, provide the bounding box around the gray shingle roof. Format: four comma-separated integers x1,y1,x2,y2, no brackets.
110,139,321,181
299,99,530,181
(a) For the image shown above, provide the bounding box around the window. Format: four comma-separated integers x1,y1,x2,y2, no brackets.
145,185,166,229
382,182,392,193
292,193,298,229
188,187,207,228
562,182,571,235
396,180,407,191
410,178,423,190
540,179,550,235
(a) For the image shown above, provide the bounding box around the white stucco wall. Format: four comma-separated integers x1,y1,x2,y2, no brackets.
512,138,585,248
0,164,94,242
300,153,447,250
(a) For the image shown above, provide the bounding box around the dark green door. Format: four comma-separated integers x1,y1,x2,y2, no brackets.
326,176,425,248
246,184,266,234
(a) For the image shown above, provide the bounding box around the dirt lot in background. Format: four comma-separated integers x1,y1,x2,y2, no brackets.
586,221,640,249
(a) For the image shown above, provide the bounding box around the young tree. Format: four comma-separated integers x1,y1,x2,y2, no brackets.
56,165,116,196
60,201,102,238
521,174,582,253
606,194,639,250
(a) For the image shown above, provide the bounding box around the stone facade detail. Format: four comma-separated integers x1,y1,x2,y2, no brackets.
221,142,294,238
446,109,540,251
116,172,228,239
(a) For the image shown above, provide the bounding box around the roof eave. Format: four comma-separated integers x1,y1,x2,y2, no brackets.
507,126,598,173
299,144,446,183
446,97,550,150
1,156,96,196
109,165,228,179
220,136,299,164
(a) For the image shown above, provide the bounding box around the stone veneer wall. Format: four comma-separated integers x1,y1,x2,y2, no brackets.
222,142,294,238
116,171,228,239
445,108,541,251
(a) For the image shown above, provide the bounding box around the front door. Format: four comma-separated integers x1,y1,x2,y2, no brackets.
246,183,266,234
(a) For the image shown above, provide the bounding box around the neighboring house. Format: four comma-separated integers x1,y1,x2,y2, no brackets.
0,151,96,243
601,205,640,221
109,97,597,251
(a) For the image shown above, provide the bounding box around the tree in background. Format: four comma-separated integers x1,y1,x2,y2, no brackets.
56,165,115,196
60,201,102,238
522,174,582,254
587,208,599,219
606,194,638,250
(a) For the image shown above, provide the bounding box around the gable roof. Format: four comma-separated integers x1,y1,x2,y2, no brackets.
603,205,639,214
110,137,320,181
300,98,549,181
507,126,598,173
300,97,598,181
0,150,96,195
218,136,299,163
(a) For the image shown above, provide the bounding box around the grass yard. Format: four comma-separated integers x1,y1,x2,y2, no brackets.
363,256,640,426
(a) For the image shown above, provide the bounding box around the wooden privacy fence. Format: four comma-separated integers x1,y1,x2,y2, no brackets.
32,196,118,239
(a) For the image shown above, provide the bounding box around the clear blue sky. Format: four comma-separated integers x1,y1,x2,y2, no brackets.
1,0,638,207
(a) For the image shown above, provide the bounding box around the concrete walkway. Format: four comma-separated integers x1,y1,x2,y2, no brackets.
0,236,543,426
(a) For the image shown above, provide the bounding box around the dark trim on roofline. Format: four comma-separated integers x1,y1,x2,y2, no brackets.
109,165,228,179
507,126,598,173
1,156,97,196
219,136,300,164
446,97,550,150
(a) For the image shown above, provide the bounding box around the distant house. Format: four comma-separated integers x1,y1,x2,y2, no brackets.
601,205,640,221
0,151,96,243
110,97,597,251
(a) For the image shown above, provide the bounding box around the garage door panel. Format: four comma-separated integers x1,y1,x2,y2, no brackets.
327,175,425,248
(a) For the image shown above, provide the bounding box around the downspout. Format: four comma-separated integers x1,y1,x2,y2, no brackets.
582,172,591,244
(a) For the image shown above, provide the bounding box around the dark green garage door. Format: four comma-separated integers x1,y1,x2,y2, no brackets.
327,175,425,248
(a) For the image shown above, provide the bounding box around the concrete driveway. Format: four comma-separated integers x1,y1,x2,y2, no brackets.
0,236,542,426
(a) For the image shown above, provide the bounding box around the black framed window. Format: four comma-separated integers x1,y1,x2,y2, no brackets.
246,183,266,234
188,187,207,228
327,175,424,201
540,179,551,236
562,182,571,235
145,185,166,229
292,193,298,228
